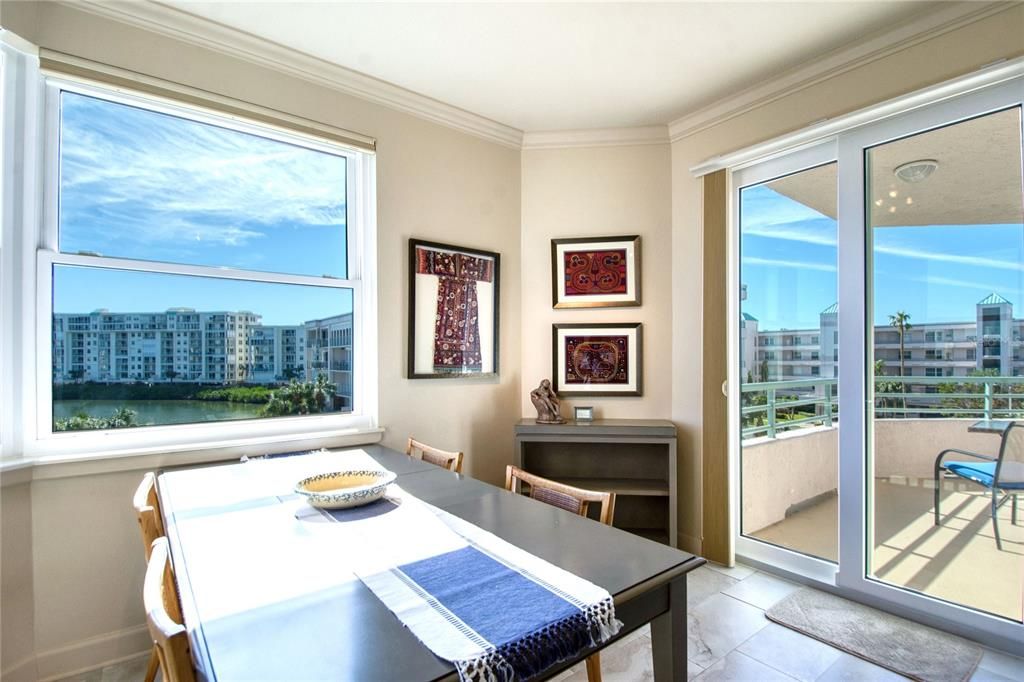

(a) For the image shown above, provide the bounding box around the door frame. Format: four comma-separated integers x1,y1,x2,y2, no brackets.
730,140,839,585
728,74,1024,651
835,76,1024,648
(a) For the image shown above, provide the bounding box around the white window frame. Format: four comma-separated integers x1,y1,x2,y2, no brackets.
6,63,378,461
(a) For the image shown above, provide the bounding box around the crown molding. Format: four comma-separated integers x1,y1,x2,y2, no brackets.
60,1,524,149
668,1,1017,143
522,125,669,150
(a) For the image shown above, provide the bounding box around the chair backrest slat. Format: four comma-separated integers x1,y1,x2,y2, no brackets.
134,472,165,561
406,438,464,474
144,538,196,682
504,465,615,526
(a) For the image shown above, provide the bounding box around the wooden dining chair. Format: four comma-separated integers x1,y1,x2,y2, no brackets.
504,465,616,682
144,537,196,682
504,465,616,525
134,472,167,682
406,437,464,474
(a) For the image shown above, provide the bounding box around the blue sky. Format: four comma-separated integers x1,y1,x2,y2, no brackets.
741,185,1024,330
56,92,350,323
53,266,351,326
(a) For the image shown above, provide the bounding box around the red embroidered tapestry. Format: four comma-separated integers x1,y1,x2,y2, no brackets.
563,249,628,296
416,248,494,373
564,335,629,384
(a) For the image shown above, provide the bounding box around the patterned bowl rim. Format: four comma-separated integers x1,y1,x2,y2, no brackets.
294,469,398,498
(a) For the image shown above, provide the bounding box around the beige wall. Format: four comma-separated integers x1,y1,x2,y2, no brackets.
1,478,37,681
1,2,520,677
520,144,672,420
671,3,1024,558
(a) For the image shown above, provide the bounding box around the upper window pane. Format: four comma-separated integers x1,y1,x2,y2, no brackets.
58,91,348,278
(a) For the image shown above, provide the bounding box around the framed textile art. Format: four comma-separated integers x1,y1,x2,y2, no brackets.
552,323,642,397
408,239,500,379
551,235,640,309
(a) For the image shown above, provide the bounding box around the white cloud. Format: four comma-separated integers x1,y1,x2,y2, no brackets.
742,221,837,246
59,93,347,251
874,243,1023,271
742,256,837,272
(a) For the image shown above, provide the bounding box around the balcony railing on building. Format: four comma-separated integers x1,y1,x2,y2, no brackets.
742,375,1024,440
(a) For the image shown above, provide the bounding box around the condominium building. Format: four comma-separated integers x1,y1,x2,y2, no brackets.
303,313,354,409
742,293,1023,382
52,308,329,386
53,308,263,384
246,325,307,384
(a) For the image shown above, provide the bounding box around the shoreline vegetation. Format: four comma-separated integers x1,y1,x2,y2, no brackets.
53,376,337,431
54,381,273,404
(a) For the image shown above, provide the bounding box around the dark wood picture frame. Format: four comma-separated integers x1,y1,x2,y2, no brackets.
552,322,643,397
551,235,641,309
408,238,500,379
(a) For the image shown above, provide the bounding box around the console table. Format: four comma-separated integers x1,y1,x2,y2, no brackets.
514,419,678,547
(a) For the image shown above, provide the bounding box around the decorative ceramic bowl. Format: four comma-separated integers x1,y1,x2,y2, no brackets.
294,469,397,510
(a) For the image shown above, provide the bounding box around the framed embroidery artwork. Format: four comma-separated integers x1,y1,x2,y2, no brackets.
408,239,500,379
552,323,642,397
551,235,640,309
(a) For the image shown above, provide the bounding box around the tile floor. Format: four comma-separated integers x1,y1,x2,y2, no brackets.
551,562,1023,682
63,563,1024,681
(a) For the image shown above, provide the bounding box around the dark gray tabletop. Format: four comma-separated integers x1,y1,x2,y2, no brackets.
159,445,701,681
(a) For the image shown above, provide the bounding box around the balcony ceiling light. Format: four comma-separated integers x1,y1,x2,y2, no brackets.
894,159,939,183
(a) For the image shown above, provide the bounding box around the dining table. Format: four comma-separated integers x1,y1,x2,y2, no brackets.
157,444,705,681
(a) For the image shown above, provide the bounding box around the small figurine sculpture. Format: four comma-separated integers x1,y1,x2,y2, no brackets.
530,379,565,424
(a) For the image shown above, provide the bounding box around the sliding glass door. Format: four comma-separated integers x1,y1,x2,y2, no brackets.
864,106,1024,622
733,75,1024,643
734,145,840,580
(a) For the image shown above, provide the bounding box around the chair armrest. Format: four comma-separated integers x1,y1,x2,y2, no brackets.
935,448,997,465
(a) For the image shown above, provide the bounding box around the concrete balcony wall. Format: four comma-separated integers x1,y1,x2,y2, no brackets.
873,419,1002,479
742,419,1004,534
741,426,837,534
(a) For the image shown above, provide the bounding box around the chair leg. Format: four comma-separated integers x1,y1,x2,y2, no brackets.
991,489,1003,552
933,462,942,526
1013,494,1019,526
144,646,160,682
585,652,602,682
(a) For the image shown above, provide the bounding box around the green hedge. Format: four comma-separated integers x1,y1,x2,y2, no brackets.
53,381,273,403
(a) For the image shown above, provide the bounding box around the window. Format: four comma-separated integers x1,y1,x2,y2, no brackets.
21,77,376,453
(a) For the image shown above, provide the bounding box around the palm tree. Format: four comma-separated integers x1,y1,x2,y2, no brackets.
889,311,912,412
311,373,336,412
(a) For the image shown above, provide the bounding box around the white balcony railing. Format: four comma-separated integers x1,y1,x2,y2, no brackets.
742,375,1024,440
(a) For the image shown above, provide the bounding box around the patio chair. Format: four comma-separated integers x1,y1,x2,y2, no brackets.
934,422,1023,550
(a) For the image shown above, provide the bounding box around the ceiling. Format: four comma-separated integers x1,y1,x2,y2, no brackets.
158,1,941,132
766,107,1024,227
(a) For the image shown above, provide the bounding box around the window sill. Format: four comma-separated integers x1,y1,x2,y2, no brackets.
0,426,384,484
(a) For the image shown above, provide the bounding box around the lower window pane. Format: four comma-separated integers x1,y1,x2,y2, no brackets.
51,265,354,432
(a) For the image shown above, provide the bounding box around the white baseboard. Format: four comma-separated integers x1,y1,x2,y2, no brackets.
33,623,150,682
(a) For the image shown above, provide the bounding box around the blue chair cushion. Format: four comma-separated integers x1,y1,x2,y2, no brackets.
944,461,1024,490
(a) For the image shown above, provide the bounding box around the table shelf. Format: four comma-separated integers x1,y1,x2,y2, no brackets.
514,419,678,547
